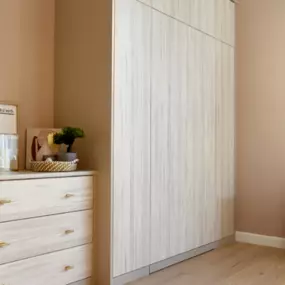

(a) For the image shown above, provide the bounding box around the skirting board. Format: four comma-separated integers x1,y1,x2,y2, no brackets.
236,231,285,249
112,235,234,285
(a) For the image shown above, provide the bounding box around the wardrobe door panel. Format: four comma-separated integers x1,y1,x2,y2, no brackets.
196,33,217,248
151,11,189,264
112,0,151,277
219,45,235,238
151,10,217,263
113,0,235,274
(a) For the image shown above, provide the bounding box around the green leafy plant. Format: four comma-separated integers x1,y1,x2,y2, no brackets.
54,127,85,152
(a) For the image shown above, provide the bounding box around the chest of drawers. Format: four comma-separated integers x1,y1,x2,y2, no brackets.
0,171,95,285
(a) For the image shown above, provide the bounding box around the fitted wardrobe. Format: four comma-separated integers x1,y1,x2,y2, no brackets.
54,0,235,284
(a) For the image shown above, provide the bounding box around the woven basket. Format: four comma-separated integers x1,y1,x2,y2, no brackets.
30,160,78,172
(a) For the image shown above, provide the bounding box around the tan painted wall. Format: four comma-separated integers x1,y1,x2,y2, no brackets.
236,0,285,237
54,0,112,284
0,0,55,169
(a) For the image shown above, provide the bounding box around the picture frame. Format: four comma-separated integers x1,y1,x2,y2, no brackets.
26,128,61,169
0,102,18,135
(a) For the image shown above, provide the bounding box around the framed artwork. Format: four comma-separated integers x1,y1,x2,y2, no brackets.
26,128,61,169
0,103,18,134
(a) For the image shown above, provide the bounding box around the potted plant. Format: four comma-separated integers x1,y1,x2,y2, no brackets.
53,127,85,161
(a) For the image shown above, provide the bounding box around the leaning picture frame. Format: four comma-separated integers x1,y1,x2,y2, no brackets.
25,128,61,170
0,102,18,134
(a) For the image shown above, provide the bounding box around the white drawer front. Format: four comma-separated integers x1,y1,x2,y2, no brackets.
0,244,92,285
0,210,93,265
0,176,93,222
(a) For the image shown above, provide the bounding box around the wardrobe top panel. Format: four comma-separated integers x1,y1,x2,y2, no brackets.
137,0,235,46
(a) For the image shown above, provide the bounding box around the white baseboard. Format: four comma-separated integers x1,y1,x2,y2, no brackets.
236,231,285,249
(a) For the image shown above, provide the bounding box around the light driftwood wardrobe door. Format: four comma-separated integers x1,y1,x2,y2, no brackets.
112,0,151,277
150,11,189,264
193,32,217,248
216,43,235,238
151,9,217,264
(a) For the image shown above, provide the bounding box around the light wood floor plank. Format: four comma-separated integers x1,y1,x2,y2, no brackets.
129,243,285,285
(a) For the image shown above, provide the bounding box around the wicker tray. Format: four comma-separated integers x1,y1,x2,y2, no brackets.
30,160,78,172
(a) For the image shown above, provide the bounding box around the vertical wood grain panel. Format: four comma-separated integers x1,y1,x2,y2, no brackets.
112,0,151,277
136,0,235,45
150,10,171,264
113,0,235,274
215,43,235,239
150,10,235,264
218,0,235,46
151,10,220,264
187,27,201,250
214,39,223,241
151,10,189,263
199,0,216,38
221,44,235,237
199,33,217,247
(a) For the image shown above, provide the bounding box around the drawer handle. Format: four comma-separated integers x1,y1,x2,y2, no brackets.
0,199,12,205
65,229,75,235
64,193,75,198
64,265,74,271
0,241,9,248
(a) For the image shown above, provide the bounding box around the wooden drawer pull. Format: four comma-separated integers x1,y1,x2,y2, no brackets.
64,193,75,198
0,199,12,205
64,265,74,271
0,241,9,248
65,229,75,235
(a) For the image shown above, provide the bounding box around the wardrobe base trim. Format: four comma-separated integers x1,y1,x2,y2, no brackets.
150,235,235,273
112,235,234,285
112,266,150,285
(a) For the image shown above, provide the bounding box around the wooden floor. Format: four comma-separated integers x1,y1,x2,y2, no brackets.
129,243,285,285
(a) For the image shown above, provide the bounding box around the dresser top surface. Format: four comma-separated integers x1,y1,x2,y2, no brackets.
0,170,97,181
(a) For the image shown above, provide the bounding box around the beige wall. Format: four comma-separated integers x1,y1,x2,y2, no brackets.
0,0,55,169
54,1,112,284
236,0,285,237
